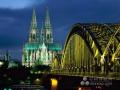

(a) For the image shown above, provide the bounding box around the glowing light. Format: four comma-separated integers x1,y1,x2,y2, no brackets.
51,78,58,87
8,88,12,90
34,78,41,84
36,78,40,81
0,61,3,66
4,88,12,90
78,87,82,90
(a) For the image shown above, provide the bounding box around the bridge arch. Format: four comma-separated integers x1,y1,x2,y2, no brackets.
61,23,120,76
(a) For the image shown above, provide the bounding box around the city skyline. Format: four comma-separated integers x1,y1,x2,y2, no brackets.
0,0,120,60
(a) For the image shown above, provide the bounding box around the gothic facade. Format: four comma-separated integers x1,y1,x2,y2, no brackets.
22,9,62,67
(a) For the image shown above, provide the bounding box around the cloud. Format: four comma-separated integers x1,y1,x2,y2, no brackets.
0,0,45,9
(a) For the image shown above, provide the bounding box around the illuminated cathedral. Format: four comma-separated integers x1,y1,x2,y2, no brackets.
22,8,62,67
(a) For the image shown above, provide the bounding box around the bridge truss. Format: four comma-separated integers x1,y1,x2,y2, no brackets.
53,23,120,79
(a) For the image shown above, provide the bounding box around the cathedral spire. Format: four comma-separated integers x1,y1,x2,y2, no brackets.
45,7,51,28
44,7,53,43
29,8,38,42
31,8,37,29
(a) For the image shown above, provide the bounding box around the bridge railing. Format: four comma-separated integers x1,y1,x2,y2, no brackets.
50,69,120,80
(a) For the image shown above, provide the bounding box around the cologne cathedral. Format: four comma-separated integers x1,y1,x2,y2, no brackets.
22,9,62,67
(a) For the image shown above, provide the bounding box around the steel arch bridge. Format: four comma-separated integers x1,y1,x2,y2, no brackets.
53,23,120,78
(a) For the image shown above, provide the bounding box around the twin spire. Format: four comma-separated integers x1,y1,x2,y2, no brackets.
29,7,53,43
31,8,37,29
45,7,51,29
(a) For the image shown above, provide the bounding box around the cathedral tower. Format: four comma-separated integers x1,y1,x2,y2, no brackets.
29,9,38,42
44,8,53,43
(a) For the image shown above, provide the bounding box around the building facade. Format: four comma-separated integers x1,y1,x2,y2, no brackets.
22,9,62,67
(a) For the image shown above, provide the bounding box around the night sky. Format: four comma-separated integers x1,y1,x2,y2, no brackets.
0,0,120,61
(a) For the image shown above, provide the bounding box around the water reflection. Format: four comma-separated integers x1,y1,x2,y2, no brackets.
51,78,58,90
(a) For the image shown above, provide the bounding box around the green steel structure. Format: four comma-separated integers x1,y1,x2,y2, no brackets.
54,23,120,78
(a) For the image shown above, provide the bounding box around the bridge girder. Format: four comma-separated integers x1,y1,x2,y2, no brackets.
60,23,120,76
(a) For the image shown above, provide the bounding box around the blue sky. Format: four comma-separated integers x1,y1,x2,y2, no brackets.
0,0,120,60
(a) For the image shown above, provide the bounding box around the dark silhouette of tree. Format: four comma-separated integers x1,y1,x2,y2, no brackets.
33,65,51,72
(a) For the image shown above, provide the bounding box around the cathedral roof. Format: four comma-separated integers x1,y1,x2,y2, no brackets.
47,43,62,51
24,42,62,51
24,42,40,50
